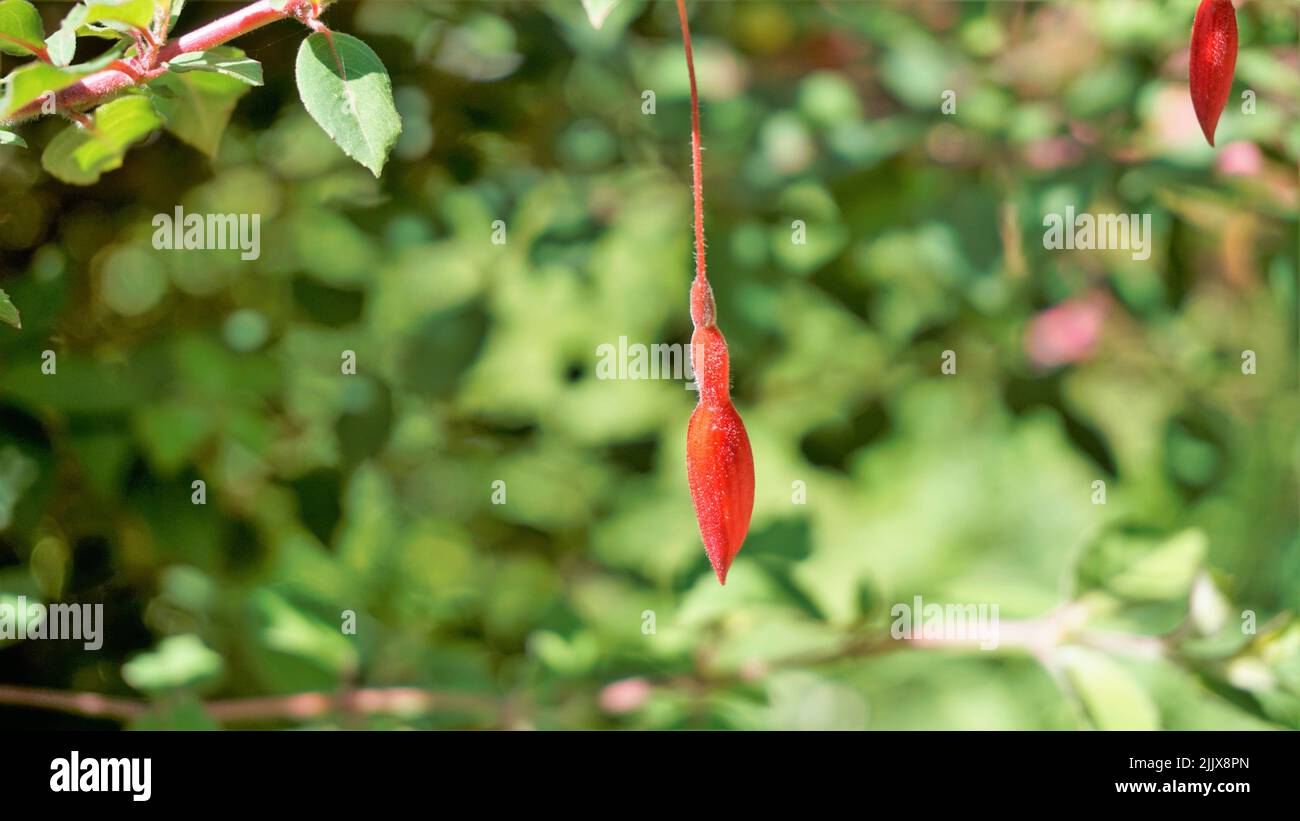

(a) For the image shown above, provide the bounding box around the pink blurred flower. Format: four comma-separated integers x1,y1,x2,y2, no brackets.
1023,137,1084,171
1024,294,1106,368
1216,141,1262,176
598,677,652,714
1151,83,1202,147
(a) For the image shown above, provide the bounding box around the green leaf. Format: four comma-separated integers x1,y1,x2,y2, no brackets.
122,634,224,693
167,47,263,86
294,31,401,177
149,67,248,157
0,62,86,119
580,0,620,30
167,0,185,30
0,446,38,529
0,286,19,326
0,0,45,57
81,0,154,33
45,4,87,66
1062,647,1160,730
1105,529,1207,602
151,70,250,157
0,128,24,148
40,94,161,184
252,589,358,676
133,400,216,474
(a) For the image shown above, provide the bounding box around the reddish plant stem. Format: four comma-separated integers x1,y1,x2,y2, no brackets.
2,0,327,125
0,684,148,720
675,0,718,333
161,0,311,60
0,684,500,725
675,0,706,289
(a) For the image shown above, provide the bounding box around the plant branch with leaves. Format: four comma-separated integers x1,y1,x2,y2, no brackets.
0,0,400,184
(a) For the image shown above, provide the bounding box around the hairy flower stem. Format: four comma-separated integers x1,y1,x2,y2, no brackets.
675,0,706,292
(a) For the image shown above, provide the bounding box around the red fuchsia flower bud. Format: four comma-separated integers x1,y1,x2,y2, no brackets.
686,319,754,585
1189,0,1238,147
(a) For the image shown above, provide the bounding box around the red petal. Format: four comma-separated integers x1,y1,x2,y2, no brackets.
1189,0,1238,147
687,399,754,585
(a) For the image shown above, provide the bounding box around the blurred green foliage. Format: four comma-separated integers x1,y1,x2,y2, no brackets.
0,0,1297,730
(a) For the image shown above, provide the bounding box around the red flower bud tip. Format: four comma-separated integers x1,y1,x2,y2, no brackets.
686,322,754,585
1189,0,1238,147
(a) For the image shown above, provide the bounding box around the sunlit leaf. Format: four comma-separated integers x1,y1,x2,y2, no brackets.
122,634,225,692
1077,528,1208,603
167,47,263,85
167,0,184,30
294,31,401,176
40,94,161,184
44,3,86,65
81,0,154,33
580,0,620,30
0,0,45,57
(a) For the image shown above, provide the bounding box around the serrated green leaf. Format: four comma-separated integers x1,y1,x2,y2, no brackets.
45,4,87,66
0,128,25,148
295,31,401,177
168,47,263,86
151,70,249,157
580,0,620,30
40,94,161,184
0,62,86,119
0,0,45,57
81,0,153,33
0,286,19,327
